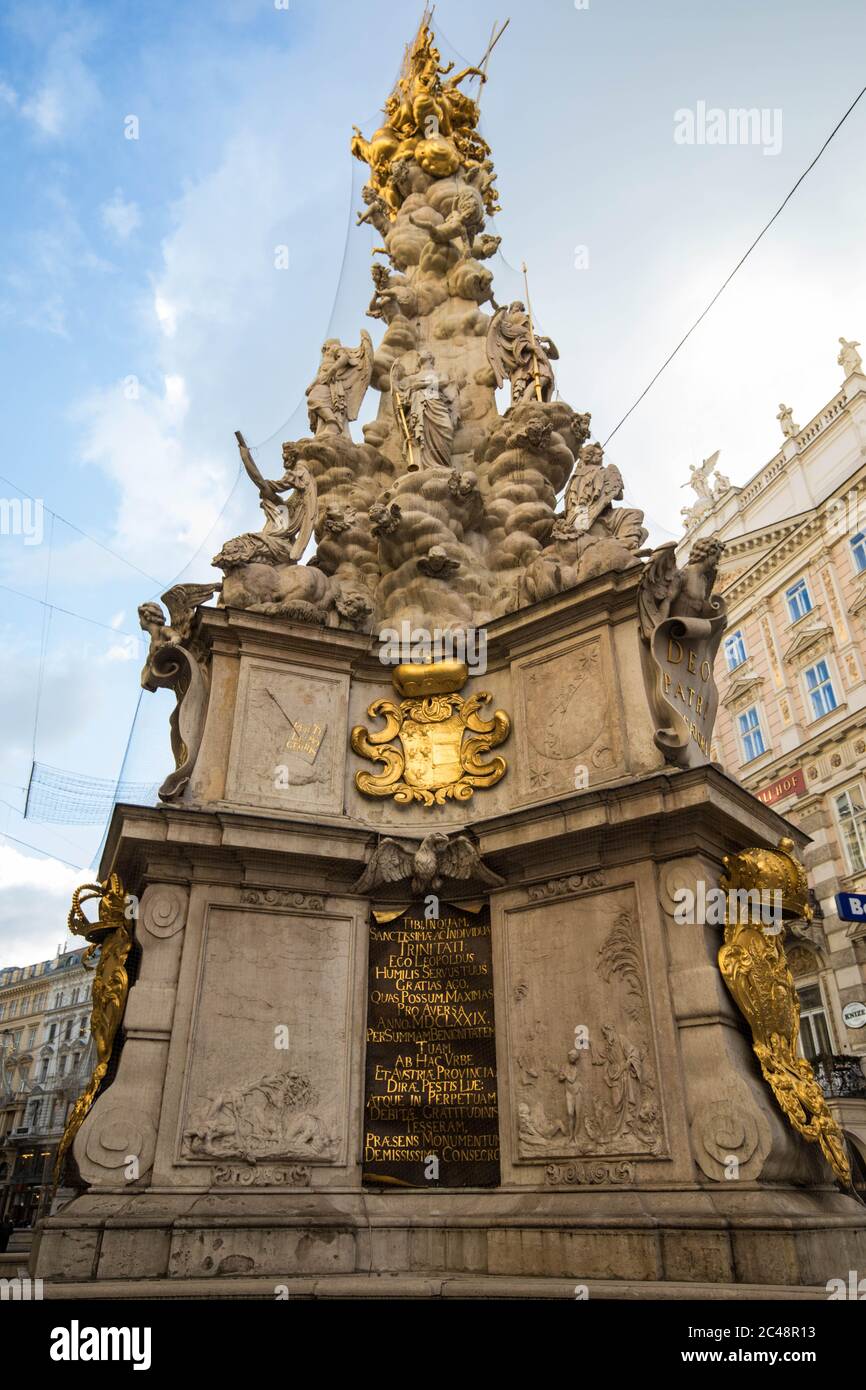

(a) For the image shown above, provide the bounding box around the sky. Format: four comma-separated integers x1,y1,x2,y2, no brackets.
0,0,865,966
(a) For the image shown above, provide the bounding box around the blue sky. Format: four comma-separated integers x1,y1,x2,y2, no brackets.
1,0,865,964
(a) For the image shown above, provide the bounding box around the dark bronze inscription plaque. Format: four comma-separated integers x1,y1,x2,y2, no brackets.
362,902,500,1188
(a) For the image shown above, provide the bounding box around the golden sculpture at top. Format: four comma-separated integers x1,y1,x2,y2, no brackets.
52,873,133,1190
351,659,510,807
718,837,851,1187
351,19,499,217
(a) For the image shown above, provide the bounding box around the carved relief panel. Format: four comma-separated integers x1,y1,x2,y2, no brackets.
503,885,666,1164
224,658,348,814
179,906,354,1168
512,631,623,801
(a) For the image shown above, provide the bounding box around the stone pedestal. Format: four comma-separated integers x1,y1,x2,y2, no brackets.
33,573,866,1294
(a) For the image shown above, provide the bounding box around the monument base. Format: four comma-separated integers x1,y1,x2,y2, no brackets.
33,1186,866,1295
31,754,866,1297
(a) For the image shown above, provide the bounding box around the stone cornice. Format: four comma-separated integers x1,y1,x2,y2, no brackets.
101,763,808,896
721,513,825,607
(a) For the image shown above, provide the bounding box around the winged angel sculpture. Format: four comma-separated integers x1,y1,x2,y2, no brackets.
138,584,220,801
354,832,504,897
637,539,727,768
486,302,558,405
305,332,374,438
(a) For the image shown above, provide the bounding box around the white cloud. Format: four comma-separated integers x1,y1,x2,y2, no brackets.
154,293,178,338
102,635,139,662
0,844,89,969
16,14,100,141
101,190,141,242
0,79,17,109
76,374,229,577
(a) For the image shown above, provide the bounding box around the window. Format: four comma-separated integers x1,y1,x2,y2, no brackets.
737,705,766,762
835,785,866,874
724,630,747,671
27,1029,36,1048
805,660,837,719
39,1058,49,1081
786,578,813,622
797,985,832,1061
852,532,866,574
47,1024,56,1042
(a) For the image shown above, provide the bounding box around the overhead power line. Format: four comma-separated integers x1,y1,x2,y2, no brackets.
603,80,866,448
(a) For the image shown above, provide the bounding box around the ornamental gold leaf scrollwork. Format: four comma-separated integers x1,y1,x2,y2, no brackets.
351,687,510,807
717,838,852,1187
52,873,133,1190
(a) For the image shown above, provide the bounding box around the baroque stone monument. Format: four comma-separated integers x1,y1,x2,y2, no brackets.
35,18,866,1296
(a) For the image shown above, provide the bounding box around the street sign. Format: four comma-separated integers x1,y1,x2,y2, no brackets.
835,891,866,922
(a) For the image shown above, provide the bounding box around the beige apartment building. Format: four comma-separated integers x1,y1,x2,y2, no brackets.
678,337,866,1171
0,945,94,1227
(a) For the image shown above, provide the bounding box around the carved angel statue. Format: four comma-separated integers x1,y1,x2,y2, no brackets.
680,450,727,529
410,187,484,252
305,332,373,438
390,349,460,471
838,336,863,377
681,450,719,504
235,433,316,561
356,186,392,237
138,583,219,802
637,538,726,644
366,262,417,324
486,301,558,405
776,403,800,440
138,583,220,660
353,832,504,897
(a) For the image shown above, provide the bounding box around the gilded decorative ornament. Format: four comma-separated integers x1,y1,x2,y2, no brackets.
351,661,510,807
718,837,851,1186
53,873,133,1189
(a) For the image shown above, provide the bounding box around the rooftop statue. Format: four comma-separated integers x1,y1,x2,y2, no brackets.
680,449,729,530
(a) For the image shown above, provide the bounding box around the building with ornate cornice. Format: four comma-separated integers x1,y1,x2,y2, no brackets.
678,338,866,1170
0,947,94,1228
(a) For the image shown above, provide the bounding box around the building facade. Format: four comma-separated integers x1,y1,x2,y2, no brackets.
0,947,93,1227
678,338,866,1169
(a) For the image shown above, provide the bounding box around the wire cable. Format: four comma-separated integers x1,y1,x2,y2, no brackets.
602,81,866,447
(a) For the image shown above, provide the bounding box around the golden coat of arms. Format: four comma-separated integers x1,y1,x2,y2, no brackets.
351,661,510,807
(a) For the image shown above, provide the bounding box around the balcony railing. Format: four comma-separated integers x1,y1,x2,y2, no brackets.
813,1053,866,1100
